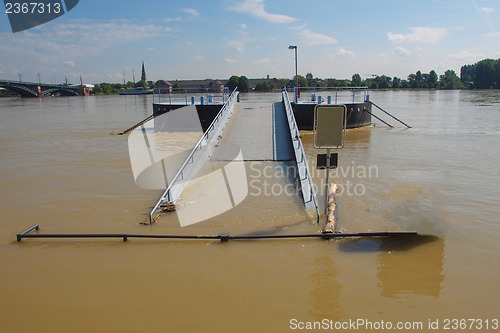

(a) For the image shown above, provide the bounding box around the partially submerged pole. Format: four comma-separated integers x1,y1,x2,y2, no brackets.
369,101,412,128
323,183,338,233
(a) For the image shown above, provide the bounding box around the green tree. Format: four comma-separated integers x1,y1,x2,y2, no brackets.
407,74,419,88
135,80,148,88
227,75,239,91
494,60,500,89
351,73,362,87
421,74,429,89
415,70,423,87
392,77,401,88
439,70,464,90
93,84,103,94
374,75,391,89
293,75,308,87
238,76,250,92
279,78,290,88
327,78,348,87
99,83,119,94
460,64,475,88
474,59,496,89
255,82,271,91
427,70,438,88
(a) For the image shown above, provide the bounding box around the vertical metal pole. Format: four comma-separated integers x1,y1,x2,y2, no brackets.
295,48,298,88
325,148,331,214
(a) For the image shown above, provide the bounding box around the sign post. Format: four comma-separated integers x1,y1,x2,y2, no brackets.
313,105,347,224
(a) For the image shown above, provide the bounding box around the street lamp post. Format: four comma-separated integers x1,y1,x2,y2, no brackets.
288,45,298,88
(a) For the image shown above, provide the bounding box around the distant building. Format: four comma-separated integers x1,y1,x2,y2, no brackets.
156,79,225,92
141,62,147,82
156,80,173,92
156,77,284,91
247,78,281,90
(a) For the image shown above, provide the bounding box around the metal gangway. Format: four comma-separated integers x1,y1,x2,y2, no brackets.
283,89,320,222
148,88,239,224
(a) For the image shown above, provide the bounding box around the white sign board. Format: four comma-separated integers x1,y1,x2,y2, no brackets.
313,105,347,148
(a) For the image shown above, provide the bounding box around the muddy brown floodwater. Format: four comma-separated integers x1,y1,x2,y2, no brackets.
1,91,499,332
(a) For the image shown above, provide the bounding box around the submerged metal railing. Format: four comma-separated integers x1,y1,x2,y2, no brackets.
153,87,230,105
17,224,418,243
148,88,239,224
282,89,320,222
294,86,369,104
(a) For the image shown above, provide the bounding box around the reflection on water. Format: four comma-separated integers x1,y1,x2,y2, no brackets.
376,236,445,298
309,255,343,321
339,235,445,298
338,235,444,298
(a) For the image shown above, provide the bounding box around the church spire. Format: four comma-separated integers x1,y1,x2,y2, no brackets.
141,61,147,82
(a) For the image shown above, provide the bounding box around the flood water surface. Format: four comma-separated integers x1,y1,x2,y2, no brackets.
0,91,499,332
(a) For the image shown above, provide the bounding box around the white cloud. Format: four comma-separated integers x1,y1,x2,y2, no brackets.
485,31,500,38
64,60,75,67
481,7,494,14
0,20,167,63
240,23,247,29
165,17,182,22
182,8,199,16
297,29,337,46
387,27,448,44
224,57,237,63
336,47,355,58
289,23,308,31
394,46,412,56
255,58,270,64
449,51,484,60
226,39,246,52
186,41,193,46
192,55,206,61
230,0,296,23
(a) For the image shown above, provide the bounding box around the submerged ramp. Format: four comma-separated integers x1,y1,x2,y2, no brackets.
211,101,293,161
167,96,319,227
148,89,239,224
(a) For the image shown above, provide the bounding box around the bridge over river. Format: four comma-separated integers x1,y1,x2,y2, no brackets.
0,79,91,97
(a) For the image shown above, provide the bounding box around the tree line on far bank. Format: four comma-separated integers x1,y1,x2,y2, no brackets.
87,56,500,95
226,57,500,92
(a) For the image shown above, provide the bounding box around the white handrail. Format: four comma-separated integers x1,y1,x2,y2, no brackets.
282,89,320,222
148,88,239,224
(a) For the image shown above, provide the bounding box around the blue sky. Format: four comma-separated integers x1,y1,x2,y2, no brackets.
1,0,499,84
